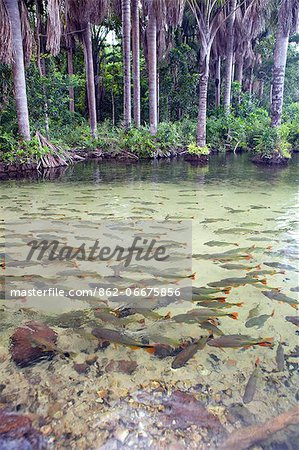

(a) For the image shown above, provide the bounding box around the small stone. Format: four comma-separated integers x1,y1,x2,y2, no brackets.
105,360,137,375
48,402,62,418
114,426,129,443
85,354,98,365
73,363,89,374
97,389,108,399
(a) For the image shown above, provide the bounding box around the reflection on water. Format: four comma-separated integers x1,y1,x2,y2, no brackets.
0,154,298,449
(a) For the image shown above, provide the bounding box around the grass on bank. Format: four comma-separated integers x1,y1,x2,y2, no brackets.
0,102,298,164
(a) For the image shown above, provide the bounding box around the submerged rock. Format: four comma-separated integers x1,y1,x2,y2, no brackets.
252,153,289,165
162,391,225,433
105,360,138,375
0,409,46,449
10,321,57,367
73,363,90,375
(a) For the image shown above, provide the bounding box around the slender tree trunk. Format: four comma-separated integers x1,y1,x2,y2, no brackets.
223,0,236,114
4,0,30,140
271,26,289,127
157,69,160,123
258,80,264,98
132,0,140,127
235,55,243,85
82,24,97,138
122,0,131,130
248,66,254,98
235,54,243,104
147,7,158,135
215,56,221,107
67,46,75,113
197,71,209,147
111,88,115,126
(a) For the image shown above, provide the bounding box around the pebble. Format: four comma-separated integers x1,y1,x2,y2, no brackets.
114,426,129,443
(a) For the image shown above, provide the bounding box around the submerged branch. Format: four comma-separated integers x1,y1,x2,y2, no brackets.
219,405,299,450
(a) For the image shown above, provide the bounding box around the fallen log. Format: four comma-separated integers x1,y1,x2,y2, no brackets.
220,405,299,450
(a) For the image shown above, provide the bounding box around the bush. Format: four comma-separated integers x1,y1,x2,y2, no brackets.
187,143,210,155
253,124,291,159
0,132,49,164
284,102,299,150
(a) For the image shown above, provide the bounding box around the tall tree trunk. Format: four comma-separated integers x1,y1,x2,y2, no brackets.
4,0,30,140
271,25,289,127
132,0,140,127
122,0,131,130
223,0,236,114
197,66,209,148
235,54,243,104
111,87,115,126
215,56,221,107
235,53,243,85
248,66,254,97
157,69,160,123
147,7,158,135
35,1,49,136
82,24,97,138
67,46,75,113
258,79,264,98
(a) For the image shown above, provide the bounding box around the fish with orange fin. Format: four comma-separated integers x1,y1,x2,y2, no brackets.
192,293,228,302
192,286,231,296
220,263,260,271
172,309,238,323
91,327,155,350
208,276,267,289
195,300,244,309
171,336,209,369
189,308,239,320
262,291,299,309
207,334,274,349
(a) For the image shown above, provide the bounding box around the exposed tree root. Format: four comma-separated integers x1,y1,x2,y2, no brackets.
220,405,299,450
35,131,84,169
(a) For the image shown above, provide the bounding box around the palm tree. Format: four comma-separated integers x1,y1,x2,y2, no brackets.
122,0,132,130
187,0,225,147
132,0,141,127
271,0,299,127
66,35,75,113
1,0,31,140
147,2,158,135
223,0,237,114
60,0,109,138
234,0,268,94
142,0,185,135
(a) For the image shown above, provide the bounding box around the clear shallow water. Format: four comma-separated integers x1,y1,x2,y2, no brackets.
0,153,298,449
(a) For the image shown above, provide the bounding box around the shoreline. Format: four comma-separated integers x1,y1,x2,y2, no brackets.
0,148,210,179
0,147,294,180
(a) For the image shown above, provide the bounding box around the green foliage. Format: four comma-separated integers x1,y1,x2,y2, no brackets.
187,143,210,155
283,102,299,150
254,124,291,159
0,131,48,164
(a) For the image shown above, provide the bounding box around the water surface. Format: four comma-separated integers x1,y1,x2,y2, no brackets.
0,154,298,449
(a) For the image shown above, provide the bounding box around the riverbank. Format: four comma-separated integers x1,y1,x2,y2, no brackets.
0,147,211,179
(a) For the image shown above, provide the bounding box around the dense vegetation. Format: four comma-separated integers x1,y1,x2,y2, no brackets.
0,0,298,166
